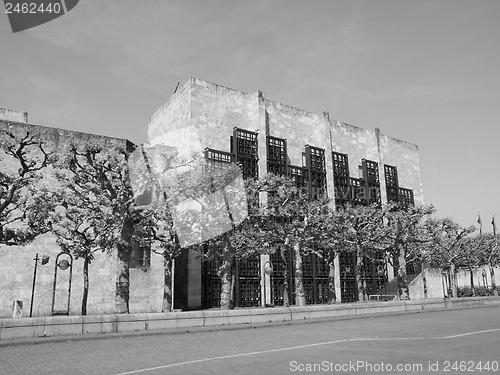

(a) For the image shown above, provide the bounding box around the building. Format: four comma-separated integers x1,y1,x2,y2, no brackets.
148,78,424,308
0,78,431,318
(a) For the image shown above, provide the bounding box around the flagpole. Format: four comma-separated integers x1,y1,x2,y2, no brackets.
478,213,482,234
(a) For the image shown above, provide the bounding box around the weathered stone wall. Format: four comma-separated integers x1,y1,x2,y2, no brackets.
0,108,28,123
0,119,164,317
378,133,424,206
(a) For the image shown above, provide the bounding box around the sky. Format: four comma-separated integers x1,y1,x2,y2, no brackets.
1,0,499,230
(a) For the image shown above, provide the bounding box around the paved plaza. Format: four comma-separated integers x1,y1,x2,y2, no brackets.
1,306,499,375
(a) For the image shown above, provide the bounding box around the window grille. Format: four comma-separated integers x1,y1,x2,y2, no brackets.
384,164,400,204
399,187,414,207
361,159,381,205
231,128,259,180
204,148,233,168
362,159,379,184
350,178,366,206
333,152,349,177
305,145,327,199
232,128,258,158
288,165,309,190
267,136,287,176
306,145,325,171
332,152,351,207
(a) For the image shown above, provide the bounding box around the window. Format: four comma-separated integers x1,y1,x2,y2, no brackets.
231,128,259,180
205,148,233,169
288,165,309,190
267,136,287,176
361,159,381,206
305,145,327,199
130,227,151,268
332,152,351,207
399,187,414,207
384,164,399,204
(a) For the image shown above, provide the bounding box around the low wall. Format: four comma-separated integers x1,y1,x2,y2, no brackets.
1,297,499,341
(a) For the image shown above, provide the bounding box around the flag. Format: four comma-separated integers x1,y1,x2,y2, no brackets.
492,216,496,236
478,213,482,234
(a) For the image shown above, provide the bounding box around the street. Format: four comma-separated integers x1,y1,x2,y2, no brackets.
1,306,499,375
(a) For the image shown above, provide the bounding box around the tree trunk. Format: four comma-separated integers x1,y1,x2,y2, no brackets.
469,266,475,296
219,244,233,310
115,218,134,314
294,242,306,306
450,263,458,298
82,257,89,316
396,251,410,300
328,253,337,304
162,256,173,312
489,265,498,296
281,246,290,307
355,246,364,302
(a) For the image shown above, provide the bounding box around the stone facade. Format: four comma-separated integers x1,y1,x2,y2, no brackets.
149,78,425,308
0,115,164,318
1,78,426,317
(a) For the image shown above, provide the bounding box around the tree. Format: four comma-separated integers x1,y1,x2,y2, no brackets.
382,204,435,300
252,174,333,306
50,187,117,315
457,235,484,296
320,207,355,304
474,233,500,295
427,218,475,298
135,197,182,312
332,204,386,302
0,129,54,246
52,143,136,314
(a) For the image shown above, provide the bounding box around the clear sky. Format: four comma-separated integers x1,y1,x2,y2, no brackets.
1,0,499,230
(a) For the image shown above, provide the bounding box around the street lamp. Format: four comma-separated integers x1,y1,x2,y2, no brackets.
263,261,274,307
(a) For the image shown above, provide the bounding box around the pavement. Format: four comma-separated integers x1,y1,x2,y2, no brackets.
1,305,500,374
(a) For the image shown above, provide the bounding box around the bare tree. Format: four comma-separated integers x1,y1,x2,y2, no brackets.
0,129,54,246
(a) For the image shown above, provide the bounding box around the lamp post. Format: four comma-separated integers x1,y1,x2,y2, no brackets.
30,253,50,317
263,261,274,307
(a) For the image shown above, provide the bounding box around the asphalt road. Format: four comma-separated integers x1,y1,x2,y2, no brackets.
1,306,500,375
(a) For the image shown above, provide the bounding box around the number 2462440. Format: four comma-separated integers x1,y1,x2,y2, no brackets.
5,2,62,14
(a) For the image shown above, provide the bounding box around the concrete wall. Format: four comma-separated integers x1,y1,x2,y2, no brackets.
408,266,500,300
2,297,499,341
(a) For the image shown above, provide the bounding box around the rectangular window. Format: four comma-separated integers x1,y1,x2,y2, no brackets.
130,229,151,268
332,152,351,207
399,187,414,207
384,164,399,204
205,148,233,169
288,165,309,190
305,145,327,199
231,128,259,180
361,159,381,206
267,136,287,176
332,152,349,177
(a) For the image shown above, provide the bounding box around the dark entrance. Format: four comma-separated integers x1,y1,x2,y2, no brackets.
339,251,357,302
202,255,261,308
